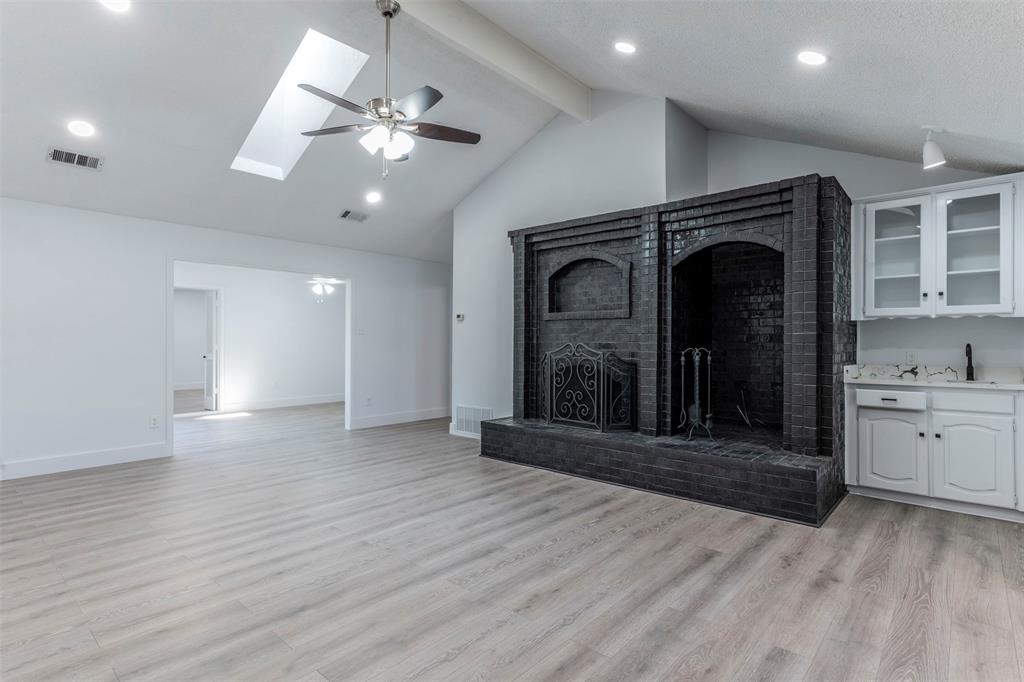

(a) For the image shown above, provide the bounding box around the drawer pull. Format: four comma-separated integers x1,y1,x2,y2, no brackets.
881,397,898,403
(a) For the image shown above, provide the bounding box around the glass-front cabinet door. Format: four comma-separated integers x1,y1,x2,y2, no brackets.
864,196,932,316
935,183,1013,314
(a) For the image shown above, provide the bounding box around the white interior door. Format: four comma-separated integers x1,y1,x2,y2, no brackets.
203,291,219,411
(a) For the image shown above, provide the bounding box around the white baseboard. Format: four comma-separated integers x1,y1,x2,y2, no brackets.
449,422,481,439
0,441,169,480
848,486,1024,523
220,393,345,412
349,406,450,430
174,382,204,391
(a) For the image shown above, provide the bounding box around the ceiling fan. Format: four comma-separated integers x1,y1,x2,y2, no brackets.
298,0,481,177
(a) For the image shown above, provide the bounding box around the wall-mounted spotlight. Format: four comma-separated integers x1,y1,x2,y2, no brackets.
922,126,946,170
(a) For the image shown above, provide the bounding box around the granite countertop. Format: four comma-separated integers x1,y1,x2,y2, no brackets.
844,364,1024,392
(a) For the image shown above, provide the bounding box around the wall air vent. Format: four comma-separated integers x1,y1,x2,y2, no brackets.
455,405,494,438
338,209,369,223
47,147,103,171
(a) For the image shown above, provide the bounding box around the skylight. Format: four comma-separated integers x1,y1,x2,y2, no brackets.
231,29,369,181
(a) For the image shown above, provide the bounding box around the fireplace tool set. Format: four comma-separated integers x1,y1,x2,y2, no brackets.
678,347,714,440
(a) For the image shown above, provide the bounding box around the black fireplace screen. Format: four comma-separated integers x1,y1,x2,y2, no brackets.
540,343,636,432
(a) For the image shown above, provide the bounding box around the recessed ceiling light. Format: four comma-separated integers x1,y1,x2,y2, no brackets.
797,50,828,66
365,191,382,204
67,120,96,137
614,42,636,55
98,0,131,12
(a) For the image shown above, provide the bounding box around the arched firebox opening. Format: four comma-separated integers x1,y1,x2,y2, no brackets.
671,241,785,444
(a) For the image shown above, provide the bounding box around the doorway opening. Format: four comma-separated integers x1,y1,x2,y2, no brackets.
173,288,220,415
169,261,349,454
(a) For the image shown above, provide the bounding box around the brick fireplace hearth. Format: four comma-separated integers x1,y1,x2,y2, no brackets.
481,175,856,525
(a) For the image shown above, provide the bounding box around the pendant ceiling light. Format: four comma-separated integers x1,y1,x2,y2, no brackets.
922,126,946,170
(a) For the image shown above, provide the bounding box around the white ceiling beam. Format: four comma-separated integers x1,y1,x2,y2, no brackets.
401,0,591,121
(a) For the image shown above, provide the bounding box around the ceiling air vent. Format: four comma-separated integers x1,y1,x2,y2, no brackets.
47,147,103,171
338,209,369,223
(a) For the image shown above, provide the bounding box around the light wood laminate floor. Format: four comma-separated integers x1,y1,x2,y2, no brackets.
2,403,1022,681
173,389,206,415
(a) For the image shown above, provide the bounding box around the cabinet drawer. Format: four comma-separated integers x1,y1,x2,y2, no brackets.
855,389,927,411
931,391,1014,414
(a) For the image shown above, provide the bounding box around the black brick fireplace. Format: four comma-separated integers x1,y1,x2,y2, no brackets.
481,175,856,525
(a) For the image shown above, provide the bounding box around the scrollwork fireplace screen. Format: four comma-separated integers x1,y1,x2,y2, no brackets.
541,343,636,432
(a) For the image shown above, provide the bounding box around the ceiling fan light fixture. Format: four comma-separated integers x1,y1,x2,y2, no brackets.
359,124,390,154
298,0,480,178
383,131,415,160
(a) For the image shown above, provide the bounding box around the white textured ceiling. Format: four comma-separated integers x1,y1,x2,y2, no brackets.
468,0,1024,174
0,1,557,263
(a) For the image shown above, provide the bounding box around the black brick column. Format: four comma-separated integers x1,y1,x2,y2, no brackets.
511,233,526,419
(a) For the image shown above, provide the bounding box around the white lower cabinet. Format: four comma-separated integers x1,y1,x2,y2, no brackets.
931,412,1015,507
854,391,1019,512
858,408,929,495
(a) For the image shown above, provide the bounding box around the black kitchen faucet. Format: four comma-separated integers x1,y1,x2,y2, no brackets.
966,343,975,382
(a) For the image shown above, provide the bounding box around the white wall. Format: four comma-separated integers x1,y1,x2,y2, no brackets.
665,100,708,200
858,317,1024,368
173,289,207,390
0,198,450,479
707,131,989,199
451,91,710,427
174,262,346,411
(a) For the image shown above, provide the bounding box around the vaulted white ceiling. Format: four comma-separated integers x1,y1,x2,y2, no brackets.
466,0,1023,174
0,1,557,263
3,1,1021,265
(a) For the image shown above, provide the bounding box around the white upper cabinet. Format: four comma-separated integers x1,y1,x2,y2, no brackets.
935,183,1014,314
865,196,931,317
853,174,1020,319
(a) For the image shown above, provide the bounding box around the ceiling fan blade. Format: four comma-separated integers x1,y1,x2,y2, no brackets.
297,84,372,119
395,86,443,121
301,124,372,137
404,122,481,145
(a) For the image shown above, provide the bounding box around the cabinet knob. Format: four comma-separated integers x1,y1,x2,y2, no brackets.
919,432,925,438
938,291,945,297
921,292,928,299
934,433,942,439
